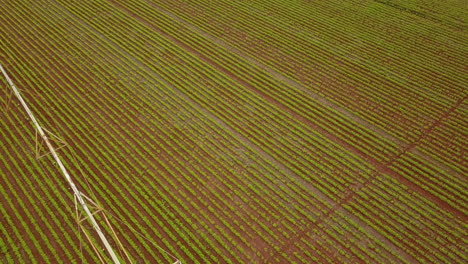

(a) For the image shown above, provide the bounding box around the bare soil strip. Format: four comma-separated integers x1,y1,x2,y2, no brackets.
49,0,345,258
79,1,465,260
48,1,466,262
135,3,466,219
146,2,464,179
52,0,342,211
150,1,402,147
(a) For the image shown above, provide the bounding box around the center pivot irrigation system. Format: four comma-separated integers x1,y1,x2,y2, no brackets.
1,63,181,264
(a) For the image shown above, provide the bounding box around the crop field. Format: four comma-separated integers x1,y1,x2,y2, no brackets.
0,0,467,263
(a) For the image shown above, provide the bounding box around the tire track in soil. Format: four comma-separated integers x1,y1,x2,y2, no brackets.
56,0,342,244
117,2,467,261
96,0,322,198
265,171,420,263
97,1,391,261
28,4,300,262
151,0,465,179
159,0,464,179
133,2,467,219
49,0,466,262
44,2,315,261
264,198,354,264
87,1,464,262
389,95,467,173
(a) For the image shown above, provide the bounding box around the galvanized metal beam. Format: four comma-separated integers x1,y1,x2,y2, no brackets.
0,63,121,264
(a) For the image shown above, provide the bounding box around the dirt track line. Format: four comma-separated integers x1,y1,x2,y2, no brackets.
386,95,466,165
98,0,349,208
103,1,465,259
51,1,353,259
146,1,465,179
265,195,351,264
141,2,467,219
305,94,468,243
265,175,418,263
62,1,415,261
149,0,401,146
54,0,465,259
50,0,335,219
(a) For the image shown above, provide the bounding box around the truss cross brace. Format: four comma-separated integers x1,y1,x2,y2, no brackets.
0,63,121,263
4,89,13,111
75,193,133,264
35,127,67,159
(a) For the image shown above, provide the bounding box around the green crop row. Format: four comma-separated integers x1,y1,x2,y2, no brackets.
1,0,465,263
0,2,304,260
112,0,401,163
56,0,380,204
149,0,464,146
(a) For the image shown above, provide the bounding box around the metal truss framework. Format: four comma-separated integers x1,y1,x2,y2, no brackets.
1,63,182,264
1,63,122,263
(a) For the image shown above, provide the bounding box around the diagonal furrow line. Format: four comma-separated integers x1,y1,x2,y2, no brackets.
48,0,327,212
122,1,466,219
